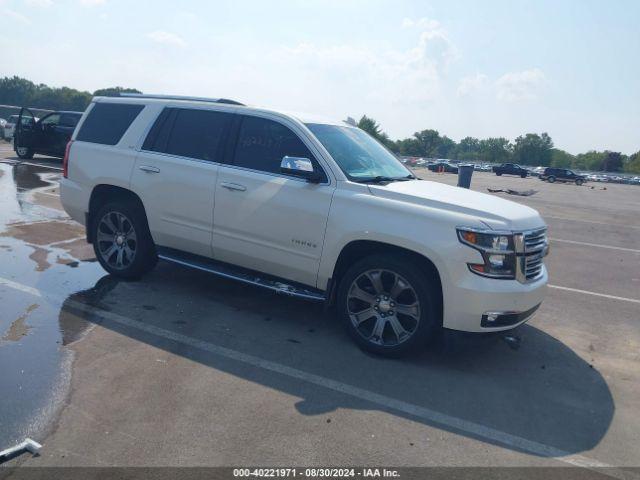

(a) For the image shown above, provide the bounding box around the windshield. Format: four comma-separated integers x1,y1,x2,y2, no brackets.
306,123,413,181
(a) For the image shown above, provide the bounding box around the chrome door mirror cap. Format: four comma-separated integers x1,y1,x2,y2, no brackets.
280,156,321,183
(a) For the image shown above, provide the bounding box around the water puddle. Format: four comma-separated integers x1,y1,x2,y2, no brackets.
0,161,110,448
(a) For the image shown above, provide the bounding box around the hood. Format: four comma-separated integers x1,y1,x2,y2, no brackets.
368,180,544,231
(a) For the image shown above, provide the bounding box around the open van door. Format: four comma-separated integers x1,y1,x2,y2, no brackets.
14,107,36,159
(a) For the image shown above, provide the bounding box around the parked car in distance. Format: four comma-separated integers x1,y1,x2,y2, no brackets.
539,167,587,185
492,163,529,178
427,161,459,174
61,94,548,357
13,108,82,159
3,113,41,141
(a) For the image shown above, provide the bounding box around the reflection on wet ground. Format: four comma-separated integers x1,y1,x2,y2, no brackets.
0,161,105,447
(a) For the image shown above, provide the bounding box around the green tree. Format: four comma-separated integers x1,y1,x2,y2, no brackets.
550,148,575,168
513,133,553,166
573,151,606,171
93,87,142,97
436,136,456,159
455,137,481,161
479,137,512,163
624,151,640,174
395,137,423,156
413,129,441,157
356,115,394,149
601,151,623,172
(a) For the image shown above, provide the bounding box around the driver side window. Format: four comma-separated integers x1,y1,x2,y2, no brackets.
41,114,61,126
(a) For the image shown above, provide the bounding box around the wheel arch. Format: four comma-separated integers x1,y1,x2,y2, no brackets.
327,240,443,324
87,184,147,243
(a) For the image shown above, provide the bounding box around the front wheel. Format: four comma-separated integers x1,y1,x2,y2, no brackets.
92,201,157,279
15,144,34,159
337,254,440,357
575,179,584,186
521,173,527,178
496,172,502,176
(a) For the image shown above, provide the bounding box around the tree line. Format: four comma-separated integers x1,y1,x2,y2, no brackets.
351,115,640,174
0,76,140,113
1,76,638,173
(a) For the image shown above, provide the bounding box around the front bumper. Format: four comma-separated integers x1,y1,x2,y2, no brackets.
442,266,547,333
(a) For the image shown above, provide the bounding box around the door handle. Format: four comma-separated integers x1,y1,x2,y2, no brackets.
220,182,246,192
139,165,160,173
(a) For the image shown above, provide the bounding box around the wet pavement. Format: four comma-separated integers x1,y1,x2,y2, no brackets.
0,143,638,469
0,151,105,448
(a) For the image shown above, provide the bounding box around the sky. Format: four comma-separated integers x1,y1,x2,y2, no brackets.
1,0,639,154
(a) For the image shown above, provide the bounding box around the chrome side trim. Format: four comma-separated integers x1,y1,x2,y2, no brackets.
158,254,326,302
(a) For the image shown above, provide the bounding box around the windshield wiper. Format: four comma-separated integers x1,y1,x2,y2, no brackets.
356,174,416,184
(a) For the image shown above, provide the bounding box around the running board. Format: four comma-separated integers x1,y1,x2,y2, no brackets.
156,247,326,302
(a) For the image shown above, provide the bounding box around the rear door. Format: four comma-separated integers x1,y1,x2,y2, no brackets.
54,113,81,156
37,113,62,154
212,114,335,287
132,107,234,257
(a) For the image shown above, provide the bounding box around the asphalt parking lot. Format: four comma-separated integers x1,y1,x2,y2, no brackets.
0,142,638,472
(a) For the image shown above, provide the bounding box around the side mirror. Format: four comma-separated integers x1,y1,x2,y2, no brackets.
280,156,322,183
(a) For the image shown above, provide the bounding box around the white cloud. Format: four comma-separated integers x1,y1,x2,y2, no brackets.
457,73,489,97
496,68,546,102
401,17,441,31
146,30,187,48
3,8,30,24
24,0,53,7
79,0,106,6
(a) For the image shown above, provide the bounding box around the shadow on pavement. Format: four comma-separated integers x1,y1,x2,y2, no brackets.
58,263,614,459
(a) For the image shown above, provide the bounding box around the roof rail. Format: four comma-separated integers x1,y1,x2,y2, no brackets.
117,93,244,106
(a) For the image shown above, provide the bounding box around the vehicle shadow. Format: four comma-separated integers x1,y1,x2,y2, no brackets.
58,262,614,459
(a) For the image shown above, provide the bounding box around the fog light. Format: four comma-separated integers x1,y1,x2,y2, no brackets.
488,254,505,268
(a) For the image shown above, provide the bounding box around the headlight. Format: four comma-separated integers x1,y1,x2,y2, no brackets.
457,228,516,279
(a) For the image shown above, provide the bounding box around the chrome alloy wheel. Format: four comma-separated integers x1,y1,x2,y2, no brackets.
347,269,421,346
97,211,137,270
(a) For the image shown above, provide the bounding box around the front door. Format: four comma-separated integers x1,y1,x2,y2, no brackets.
212,115,335,288
131,107,234,257
14,108,36,154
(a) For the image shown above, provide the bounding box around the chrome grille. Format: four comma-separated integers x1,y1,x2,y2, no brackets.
523,228,547,281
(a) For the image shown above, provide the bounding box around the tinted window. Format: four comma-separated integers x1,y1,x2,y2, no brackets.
142,108,173,152
41,113,61,126
165,109,231,161
76,103,144,145
234,116,322,177
59,113,80,128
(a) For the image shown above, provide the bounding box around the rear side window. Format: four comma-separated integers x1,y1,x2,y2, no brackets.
233,116,323,178
143,108,232,162
76,103,144,145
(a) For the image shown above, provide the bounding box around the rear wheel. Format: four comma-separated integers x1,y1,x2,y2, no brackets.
337,254,439,357
547,176,556,183
92,201,157,279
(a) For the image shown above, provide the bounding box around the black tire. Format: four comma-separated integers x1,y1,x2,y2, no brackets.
575,179,584,186
15,144,34,159
496,172,502,176
547,176,556,183
521,173,527,178
92,200,157,279
337,254,440,357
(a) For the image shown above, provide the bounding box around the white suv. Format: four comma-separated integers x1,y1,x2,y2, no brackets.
60,94,548,356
